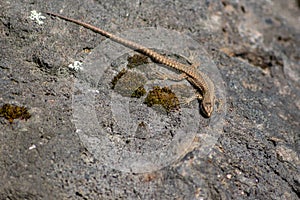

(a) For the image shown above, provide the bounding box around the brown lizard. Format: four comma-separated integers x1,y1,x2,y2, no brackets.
46,12,215,118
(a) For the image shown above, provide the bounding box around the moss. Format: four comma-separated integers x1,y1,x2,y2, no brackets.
127,54,149,69
131,86,146,98
111,68,127,89
144,86,180,113
0,104,31,123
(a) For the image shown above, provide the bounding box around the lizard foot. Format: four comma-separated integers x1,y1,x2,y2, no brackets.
179,93,202,106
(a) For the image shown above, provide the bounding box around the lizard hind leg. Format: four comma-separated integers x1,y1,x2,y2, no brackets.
180,51,201,69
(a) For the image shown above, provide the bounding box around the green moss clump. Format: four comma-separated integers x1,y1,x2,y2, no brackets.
127,54,149,69
111,68,127,89
0,104,31,123
144,86,180,113
131,86,146,98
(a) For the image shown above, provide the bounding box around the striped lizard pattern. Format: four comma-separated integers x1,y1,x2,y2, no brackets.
46,12,215,118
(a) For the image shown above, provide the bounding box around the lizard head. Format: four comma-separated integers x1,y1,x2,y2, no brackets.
201,95,214,118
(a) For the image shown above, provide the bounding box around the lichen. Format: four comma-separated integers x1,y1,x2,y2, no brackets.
0,104,31,123
127,54,149,69
68,61,83,71
111,68,128,89
29,10,46,25
131,86,146,98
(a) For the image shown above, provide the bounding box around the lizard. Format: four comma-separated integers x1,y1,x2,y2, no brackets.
46,12,215,118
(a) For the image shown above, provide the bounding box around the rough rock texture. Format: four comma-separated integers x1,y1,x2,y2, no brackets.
0,0,299,199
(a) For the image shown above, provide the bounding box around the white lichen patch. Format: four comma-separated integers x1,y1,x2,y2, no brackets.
88,89,99,94
29,10,46,25
28,144,36,150
68,61,83,71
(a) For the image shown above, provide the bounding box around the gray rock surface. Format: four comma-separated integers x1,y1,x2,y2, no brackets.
0,0,299,199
